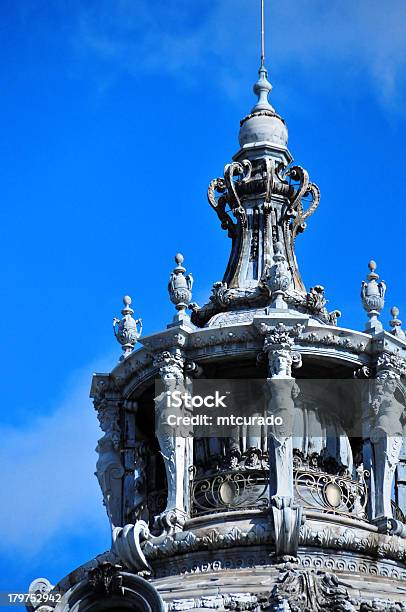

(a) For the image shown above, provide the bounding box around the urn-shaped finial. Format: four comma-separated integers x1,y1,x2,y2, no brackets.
267,242,292,310
168,253,193,325
390,306,406,340
361,260,386,333
113,296,143,359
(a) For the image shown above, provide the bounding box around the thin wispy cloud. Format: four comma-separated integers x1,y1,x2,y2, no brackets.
69,0,406,110
0,358,112,559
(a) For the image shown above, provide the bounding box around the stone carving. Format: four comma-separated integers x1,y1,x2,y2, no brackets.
28,578,55,611
376,353,406,377
95,400,124,529
262,323,304,557
113,295,142,359
361,261,386,333
301,330,366,354
269,566,356,612
278,287,341,326
168,593,266,611
224,159,252,227
370,367,405,523
265,242,293,310
207,176,236,237
278,164,320,238
112,521,151,572
87,562,124,596
390,307,406,341
142,523,271,561
360,600,406,611
262,323,304,379
306,284,327,313
168,253,193,325
153,350,191,531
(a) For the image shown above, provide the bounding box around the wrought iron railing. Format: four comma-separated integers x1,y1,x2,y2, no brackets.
293,468,368,519
191,470,269,517
190,467,369,519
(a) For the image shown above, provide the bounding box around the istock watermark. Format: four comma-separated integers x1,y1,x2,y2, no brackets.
165,390,229,409
154,378,404,439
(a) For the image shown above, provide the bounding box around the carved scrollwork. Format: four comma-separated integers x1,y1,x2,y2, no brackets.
224,160,252,227
292,182,320,238
269,567,356,612
207,177,236,236
277,164,320,239
112,521,151,572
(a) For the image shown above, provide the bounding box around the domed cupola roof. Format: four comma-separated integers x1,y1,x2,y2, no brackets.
239,64,288,149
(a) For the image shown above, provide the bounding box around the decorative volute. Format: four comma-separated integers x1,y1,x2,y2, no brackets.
113,296,143,359
361,261,386,333
390,306,406,340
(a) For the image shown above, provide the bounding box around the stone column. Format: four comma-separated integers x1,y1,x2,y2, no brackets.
262,322,304,557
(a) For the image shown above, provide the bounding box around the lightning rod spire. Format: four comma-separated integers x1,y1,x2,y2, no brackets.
252,0,274,112
261,0,265,67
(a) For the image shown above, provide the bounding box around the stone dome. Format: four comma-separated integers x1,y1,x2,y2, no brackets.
239,109,288,148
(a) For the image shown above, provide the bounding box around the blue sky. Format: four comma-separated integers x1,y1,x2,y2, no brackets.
1,0,406,602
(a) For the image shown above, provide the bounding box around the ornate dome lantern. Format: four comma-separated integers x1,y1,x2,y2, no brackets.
29,3,406,611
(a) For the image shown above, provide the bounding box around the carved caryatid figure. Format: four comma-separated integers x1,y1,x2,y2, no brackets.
154,350,192,532
263,323,304,557
95,401,125,529
370,367,406,521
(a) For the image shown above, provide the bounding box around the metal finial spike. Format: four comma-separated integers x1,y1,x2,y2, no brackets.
261,0,265,67
252,0,274,113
